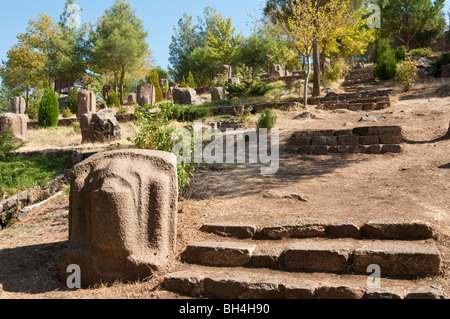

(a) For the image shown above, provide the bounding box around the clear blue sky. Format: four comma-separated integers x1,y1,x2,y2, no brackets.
0,0,449,70
0,0,265,70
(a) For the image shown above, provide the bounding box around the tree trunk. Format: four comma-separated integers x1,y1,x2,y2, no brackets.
114,73,118,93
320,42,327,79
120,66,125,106
304,55,311,107
26,87,30,111
313,39,321,98
302,54,306,71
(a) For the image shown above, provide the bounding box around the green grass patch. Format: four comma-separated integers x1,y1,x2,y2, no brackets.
0,154,67,199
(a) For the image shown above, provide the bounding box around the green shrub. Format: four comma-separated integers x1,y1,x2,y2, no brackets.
106,92,121,108
395,46,407,62
0,123,24,160
374,60,397,81
397,58,418,91
374,45,397,81
226,81,272,99
62,107,72,118
257,109,277,133
38,87,60,128
433,52,450,74
324,59,349,85
66,87,78,114
27,101,39,120
410,48,434,57
169,104,210,122
147,69,164,102
187,71,196,88
73,122,81,134
373,39,390,64
180,76,187,88
129,101,196,193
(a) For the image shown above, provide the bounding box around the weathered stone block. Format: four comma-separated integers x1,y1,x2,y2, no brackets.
290,136,312,146
359,136,379,145
184,242,256,266
173,87,196,105
365,144,382,154
137,84,156,107
258,219,326,239
60,149,178,288
0,113,27,142
211,87,226,102
348,103,363,111
81,111,121,144
361,220,433,240
76,90,96,118
381,144,403,154
379,134,402,144
10,97,26,114
200,223,257,239
127,93,137,105
283,242,351,272
353,242,441,277
313,146,329,155
312,136,337,146
337,135,359,146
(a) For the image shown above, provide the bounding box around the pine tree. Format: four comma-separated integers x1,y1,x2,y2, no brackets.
38,87,60,128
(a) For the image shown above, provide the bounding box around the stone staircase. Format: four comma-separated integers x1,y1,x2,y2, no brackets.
163,219,445,299
342,66,376,89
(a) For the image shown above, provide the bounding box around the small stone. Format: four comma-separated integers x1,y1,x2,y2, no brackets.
405,286,444,299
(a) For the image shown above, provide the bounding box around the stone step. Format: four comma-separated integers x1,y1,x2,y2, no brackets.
183,239,441,277
200,219,434,241
163,268,445,299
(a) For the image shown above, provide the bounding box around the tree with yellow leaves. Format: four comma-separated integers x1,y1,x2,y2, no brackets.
205,12,242,65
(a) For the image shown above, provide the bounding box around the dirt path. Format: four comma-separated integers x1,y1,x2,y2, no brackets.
0,79,449,299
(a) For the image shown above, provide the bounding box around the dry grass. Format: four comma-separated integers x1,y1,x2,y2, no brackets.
18,122,140,153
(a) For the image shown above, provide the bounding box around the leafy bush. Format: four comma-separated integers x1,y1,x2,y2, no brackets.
257,109,277,133
374,45,397,81
395,46,407,62
66,87,78,114
0,123,24,161
27,101,39,120
73,122,81,134
324,58,349,85
106,92,121,108
129,101,196,193
373,39,390,64
38,87,60,128
187,71,196,88
226,80,272,99
397,58,418,91
410,48,434,57
62,107,73,118
168,104,210,122
433,52,450,74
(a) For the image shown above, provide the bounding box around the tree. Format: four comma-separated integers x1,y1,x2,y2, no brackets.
47,0,89,87
186,72,196,88
1,14,59,108
376,0,446,50
263,0,356,105
205,13,242,65
168,13,203,82
90,0,149,105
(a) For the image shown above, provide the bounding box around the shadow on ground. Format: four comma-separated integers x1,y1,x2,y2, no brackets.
188,150,367,200
0,241,68,294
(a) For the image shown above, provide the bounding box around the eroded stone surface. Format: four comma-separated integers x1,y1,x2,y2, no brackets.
60,149,178,288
